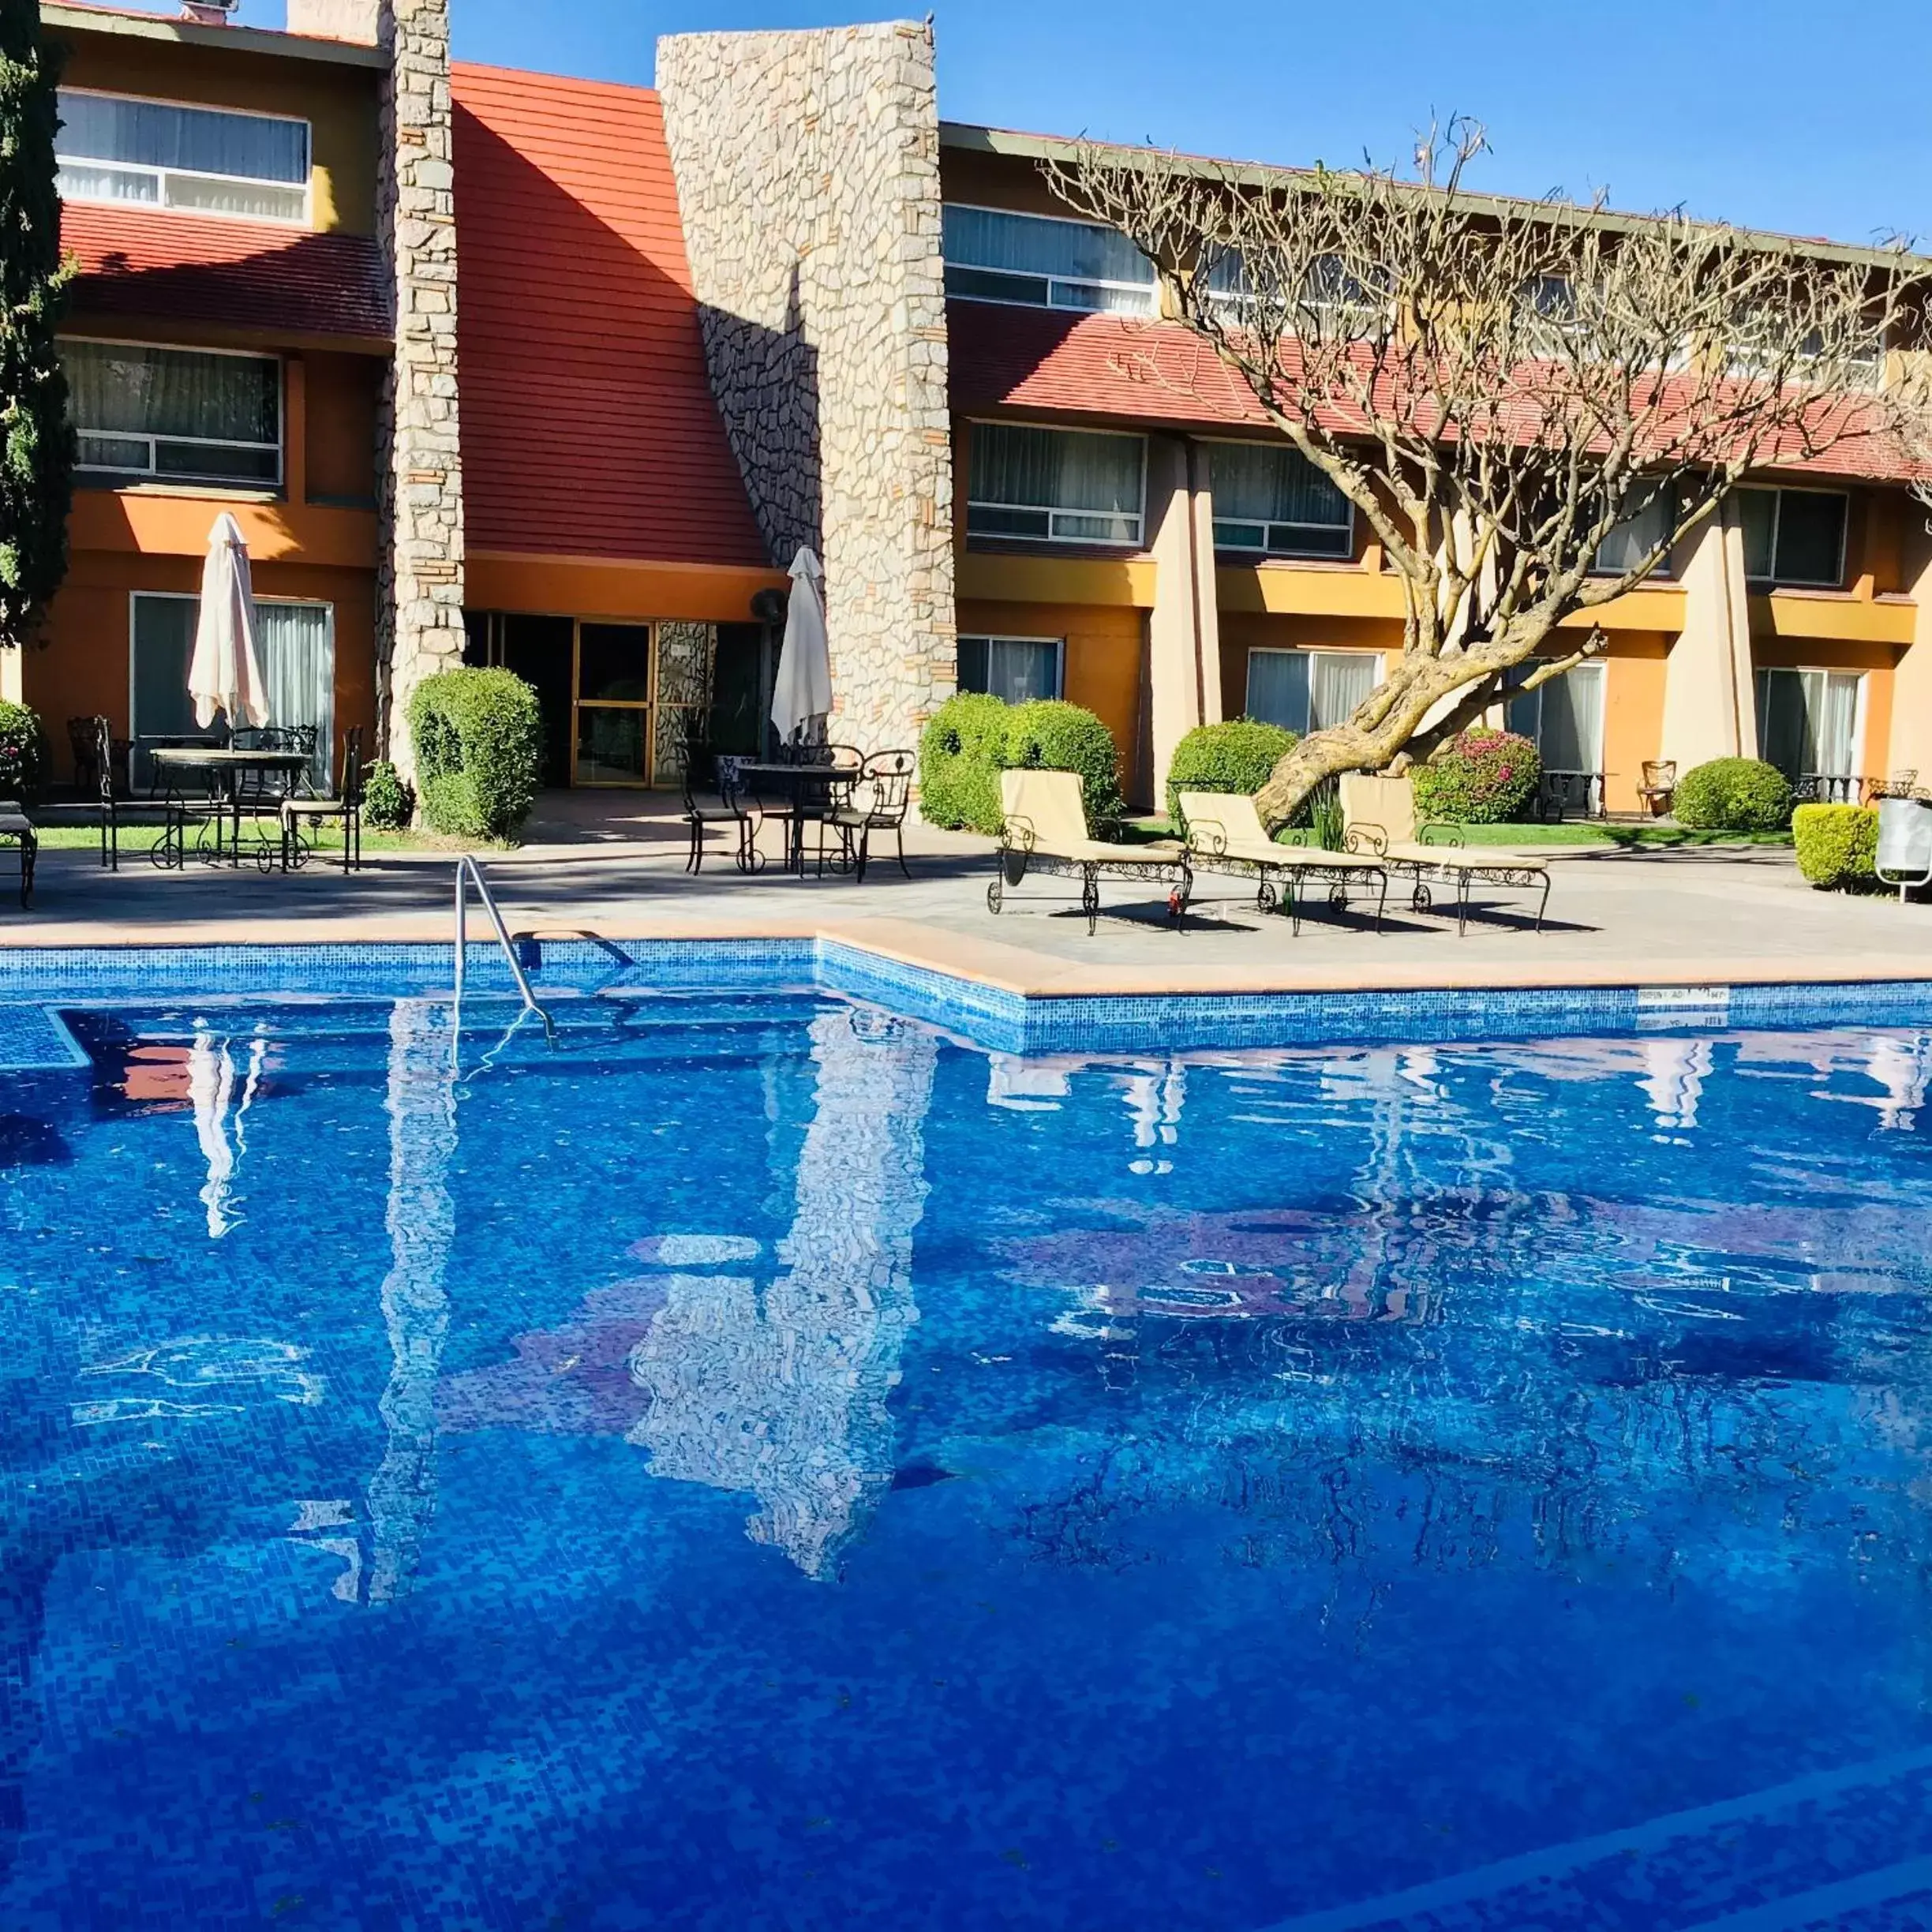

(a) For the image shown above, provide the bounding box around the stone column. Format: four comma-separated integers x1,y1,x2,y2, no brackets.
1662,500,1757,770
656,22,956,758
373,0,466,783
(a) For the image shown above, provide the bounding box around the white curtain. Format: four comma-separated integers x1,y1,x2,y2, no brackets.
1310,651,1378,731
942,204,1151,290
256,602,335,786
1818,672,1861,777
1245,649,1310,732
1539,664,1606,772
971,422,1143,516
1211,442,1349,528
65,340,279,446
57,90,308,182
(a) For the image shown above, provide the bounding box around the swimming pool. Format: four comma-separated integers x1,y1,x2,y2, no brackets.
2,960,1930,1929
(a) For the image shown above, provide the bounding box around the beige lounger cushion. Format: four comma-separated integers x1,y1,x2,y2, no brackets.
1000,769,1184,866
0,813,31,833
1380,840,1549,874
1178,792,1383,871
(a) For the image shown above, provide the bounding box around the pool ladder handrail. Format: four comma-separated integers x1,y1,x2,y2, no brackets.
453,856,556,1043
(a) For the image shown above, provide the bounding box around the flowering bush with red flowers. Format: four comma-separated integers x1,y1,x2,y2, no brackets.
1410,727,1541,823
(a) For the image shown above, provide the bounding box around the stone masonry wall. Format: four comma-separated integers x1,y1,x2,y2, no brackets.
656,22,955,755
373,0,466,782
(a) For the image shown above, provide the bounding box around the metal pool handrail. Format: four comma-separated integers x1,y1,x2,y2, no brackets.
453,856,555,1043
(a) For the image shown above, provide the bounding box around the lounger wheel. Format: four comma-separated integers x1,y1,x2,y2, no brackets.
987,876,1004,915
1256,878,1279,915
1329,883,1349,912
1410,881,1432,914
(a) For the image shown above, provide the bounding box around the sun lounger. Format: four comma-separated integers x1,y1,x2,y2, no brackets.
990,768,1191,934
1178,791,1388,934
1346,822,1553,934
0,806,37,908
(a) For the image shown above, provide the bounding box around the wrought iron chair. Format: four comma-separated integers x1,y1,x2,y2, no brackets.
32,716,198,871
792,743,863,874
279,726,366,873
0,810,34,909
822,748,915,881
680,754,763,874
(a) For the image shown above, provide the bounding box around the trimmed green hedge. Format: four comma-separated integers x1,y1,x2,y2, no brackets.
918,691,1009,836
1673,758,1793,833
1002,698,1125,836
0,702,44,801
361,760,414,831
407,668,544,840
1165,718,1297,829
919,693,1126,837
1792,803,1878,888
1411,728,1541,823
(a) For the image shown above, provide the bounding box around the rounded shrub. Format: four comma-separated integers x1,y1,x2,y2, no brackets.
1164,717,1297,829
1411,728,1541,824
1003,698,1126,837
918,691,1008,835
1792,803,1878,889
0,702,46,802
406,668,544,841
361,759,414,832
1673,757,1793,833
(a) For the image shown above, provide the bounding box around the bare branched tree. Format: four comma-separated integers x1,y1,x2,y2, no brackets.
1046,122,1932,826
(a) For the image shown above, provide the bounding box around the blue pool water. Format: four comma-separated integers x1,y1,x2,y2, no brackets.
2,983,1931,1929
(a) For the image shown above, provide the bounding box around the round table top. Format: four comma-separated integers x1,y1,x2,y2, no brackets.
150,747,312,769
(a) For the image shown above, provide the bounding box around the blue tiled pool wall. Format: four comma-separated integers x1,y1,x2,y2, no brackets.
3,941,1932,1059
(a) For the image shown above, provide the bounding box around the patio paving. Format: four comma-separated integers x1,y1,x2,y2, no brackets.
4,789,1929,998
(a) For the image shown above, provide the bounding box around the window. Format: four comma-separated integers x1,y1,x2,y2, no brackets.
1209,442,1353,558
56,90,309,224
130,593,335,787
1507,661,1606,773
66,339,282,489
942,204,1156,316
1755,668,1863,783
1738,488,1847,587
958,636,1063,706
1245,650,1380,734
967,423,1146,545
1591,489,1673,578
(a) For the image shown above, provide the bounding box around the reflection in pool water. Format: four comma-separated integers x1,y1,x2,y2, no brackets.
1,994,1930,1929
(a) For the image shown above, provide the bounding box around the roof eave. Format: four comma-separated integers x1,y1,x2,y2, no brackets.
39,2,389,69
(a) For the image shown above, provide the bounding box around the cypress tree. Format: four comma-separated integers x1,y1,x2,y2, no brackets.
0,0,73,651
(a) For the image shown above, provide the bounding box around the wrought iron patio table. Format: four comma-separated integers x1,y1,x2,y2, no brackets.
150,747,313,871
720,760,858,874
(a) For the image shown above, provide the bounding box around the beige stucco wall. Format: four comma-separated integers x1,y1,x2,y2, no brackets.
1661,502,1757,771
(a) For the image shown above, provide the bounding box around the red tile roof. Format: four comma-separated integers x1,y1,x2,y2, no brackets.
452,63,767,569
61,201,391,346
946,299,1919,483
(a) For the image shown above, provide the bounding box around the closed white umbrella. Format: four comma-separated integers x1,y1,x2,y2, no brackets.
770,545,831,748
189,512,269,732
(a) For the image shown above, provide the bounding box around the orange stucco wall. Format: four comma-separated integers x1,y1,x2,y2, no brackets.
28,548,376,773
957,597,1147,799
466,554,783,626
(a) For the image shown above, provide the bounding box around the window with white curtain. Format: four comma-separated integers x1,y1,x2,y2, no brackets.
967,423,1146,545
942,204,1156,315
1507,661,1606,772
957,636,1064,705
56,90,310,223
65,339,281,487
1737,488,1848,586
1209,442,1353,558
1591,489,1673,578
1245,649,1381,733
130,594,335,786
1754,668,1863,781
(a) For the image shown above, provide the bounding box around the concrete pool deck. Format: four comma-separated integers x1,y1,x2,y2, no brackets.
4,789,1930,1001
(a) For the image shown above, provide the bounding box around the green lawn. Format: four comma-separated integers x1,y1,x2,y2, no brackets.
1132,812,1792,851
28,820,425,856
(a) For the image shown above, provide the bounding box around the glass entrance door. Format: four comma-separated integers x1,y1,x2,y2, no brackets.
574,623,653,785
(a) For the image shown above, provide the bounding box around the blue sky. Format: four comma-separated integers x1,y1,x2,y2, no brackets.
139,1,1932,245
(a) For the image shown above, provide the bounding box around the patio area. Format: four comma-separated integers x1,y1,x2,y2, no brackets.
5,788,1930,998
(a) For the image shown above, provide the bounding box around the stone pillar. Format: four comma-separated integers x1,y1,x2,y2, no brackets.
656,22,956,758
373,0,466,783
1662,499,1757,770
1144,435,1221,803
1891,526,1932,780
